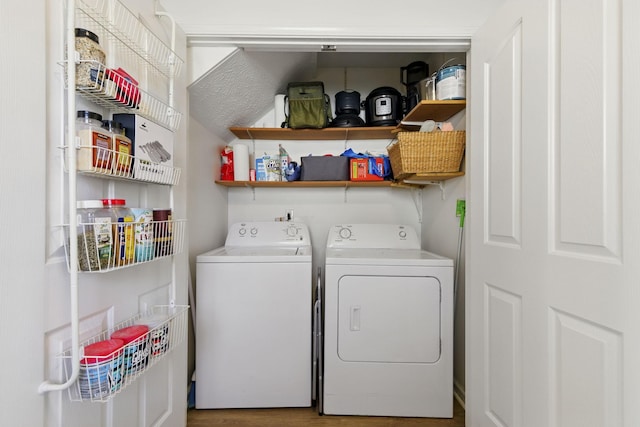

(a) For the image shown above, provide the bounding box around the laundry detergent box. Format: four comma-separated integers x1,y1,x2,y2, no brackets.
113,114,174,184
350,157,385,181
255,154,282,181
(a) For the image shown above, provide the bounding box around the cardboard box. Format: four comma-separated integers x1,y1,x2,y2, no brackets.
350,157,385,181
112,114,174,184
300,156,349,181
255,155,282,181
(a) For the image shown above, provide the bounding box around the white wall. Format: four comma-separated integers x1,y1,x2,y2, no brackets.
0,1,46,426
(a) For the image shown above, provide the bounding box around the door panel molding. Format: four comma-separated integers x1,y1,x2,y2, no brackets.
484,284,522,427
549,308,623,427
549,0,622,261
484,21,523,249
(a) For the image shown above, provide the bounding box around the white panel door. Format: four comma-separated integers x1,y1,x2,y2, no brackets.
467,0,640,426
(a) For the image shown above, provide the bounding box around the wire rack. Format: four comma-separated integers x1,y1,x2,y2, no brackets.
68,0,184,131
68,60,182,132
64,219,186,273
75,0,183,79
65,144,181,185
59,305,189,402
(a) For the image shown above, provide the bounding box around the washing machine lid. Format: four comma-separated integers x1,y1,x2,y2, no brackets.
325,247,453,267
197,245,312,263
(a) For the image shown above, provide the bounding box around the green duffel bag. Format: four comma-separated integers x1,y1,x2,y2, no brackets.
283,81,332,129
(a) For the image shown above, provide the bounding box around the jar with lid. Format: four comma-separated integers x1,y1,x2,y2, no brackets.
74,28,106,89
102,120,132,177
102,199,134,267
76,200,113,271
77,110,113,174
153,209,173,257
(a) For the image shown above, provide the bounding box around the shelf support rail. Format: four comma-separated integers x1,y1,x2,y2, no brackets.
155,3,177,127
155,5,179,306
39,0,81,394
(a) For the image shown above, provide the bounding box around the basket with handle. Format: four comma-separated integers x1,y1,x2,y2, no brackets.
387,130,466,179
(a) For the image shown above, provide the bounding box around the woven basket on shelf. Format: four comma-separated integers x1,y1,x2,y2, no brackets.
387,130,466,179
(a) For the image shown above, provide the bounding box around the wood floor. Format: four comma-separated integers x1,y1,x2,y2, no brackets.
187,400,465,426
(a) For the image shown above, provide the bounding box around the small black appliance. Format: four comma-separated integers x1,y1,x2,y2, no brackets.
330,90,365,127
363,87,403,126
401,61,429,113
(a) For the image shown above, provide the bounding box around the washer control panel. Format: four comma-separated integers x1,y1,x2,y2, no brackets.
326,224,420,249
226,222,310,247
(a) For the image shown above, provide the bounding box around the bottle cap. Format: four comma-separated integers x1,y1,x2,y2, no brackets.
77,200,104,209
102,199,126,207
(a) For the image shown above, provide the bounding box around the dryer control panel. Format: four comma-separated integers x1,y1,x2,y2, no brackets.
326,224,420,249
226,221,311,247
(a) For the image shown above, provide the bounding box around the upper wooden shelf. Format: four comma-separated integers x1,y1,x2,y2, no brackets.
230,100,466,139
396,100,467,131
229,126,396,141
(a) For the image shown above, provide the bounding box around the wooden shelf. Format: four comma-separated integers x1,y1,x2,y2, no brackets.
399,171,465,183
396,100,467,131
215,172,464,188
215,180,393,188
230,101,466,139
229,126,397,140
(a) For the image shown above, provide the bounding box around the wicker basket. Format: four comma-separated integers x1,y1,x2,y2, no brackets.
387,130,466,179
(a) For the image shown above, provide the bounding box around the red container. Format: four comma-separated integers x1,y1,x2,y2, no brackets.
350,158,384,181
111,325,150,376
79,339,125,399
105,68,141,108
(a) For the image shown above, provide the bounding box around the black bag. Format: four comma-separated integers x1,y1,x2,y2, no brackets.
283,82,332,129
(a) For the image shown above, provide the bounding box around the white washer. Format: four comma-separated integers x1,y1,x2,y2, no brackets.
195,221,312,409
322,224,453,418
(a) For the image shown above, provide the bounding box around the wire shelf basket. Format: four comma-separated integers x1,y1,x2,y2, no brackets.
67,60,181,132
64,219,186,273
75,0,184,80
65,144,181,185
59,305,189,402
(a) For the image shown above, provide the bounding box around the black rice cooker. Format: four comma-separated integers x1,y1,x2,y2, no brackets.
335,90,361,115
363,87,403,126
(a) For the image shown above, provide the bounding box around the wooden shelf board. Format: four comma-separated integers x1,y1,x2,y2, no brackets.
215,172,463,188
215,180,393,188
229,126,397,140
400,171,465,182
397,100,467,131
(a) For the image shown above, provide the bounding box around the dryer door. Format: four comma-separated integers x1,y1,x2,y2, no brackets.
337,275,441,363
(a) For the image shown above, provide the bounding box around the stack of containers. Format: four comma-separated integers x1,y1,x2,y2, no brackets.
78,339,125,399
111,325,150,379
136,313,170,361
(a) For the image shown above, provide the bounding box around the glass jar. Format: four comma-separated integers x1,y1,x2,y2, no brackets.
77,110,112,174
75,28,106,89
76,200,112,271
152,209,173,257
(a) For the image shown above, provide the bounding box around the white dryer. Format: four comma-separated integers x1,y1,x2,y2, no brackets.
322,224,453,418
195,221,312,409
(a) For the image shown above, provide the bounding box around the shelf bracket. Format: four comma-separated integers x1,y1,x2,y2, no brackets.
410,188,424,223
243,183,256,200
402,179,447,200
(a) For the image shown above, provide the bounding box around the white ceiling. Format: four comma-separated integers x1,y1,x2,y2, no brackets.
157,0,505,141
